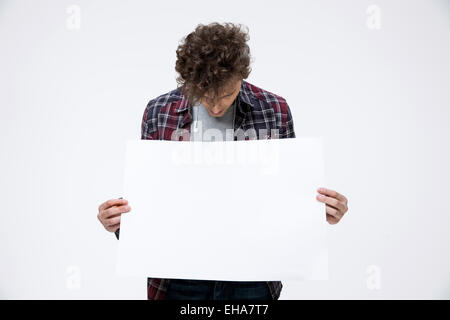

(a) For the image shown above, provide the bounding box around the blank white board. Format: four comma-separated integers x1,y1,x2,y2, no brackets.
116,138,328,281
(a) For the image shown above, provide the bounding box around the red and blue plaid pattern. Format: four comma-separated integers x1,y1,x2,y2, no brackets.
140,80,295,300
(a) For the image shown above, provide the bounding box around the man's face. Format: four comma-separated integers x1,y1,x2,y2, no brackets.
199,78,242,118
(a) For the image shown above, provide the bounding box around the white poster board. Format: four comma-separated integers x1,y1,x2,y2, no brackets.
116,138,328,281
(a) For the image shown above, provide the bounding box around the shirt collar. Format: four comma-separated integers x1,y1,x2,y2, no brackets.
236,80,254,112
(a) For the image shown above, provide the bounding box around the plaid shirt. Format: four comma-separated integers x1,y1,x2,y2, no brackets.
116,80,295,300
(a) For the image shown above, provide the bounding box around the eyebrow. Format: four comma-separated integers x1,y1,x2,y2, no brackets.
219,91,234,98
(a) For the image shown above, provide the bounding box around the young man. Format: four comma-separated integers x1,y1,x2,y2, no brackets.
97,22,348,300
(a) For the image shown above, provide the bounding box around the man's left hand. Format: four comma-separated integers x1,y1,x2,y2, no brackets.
316,187,348,225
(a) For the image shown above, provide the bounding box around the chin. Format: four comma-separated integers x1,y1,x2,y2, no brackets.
208,110,225,117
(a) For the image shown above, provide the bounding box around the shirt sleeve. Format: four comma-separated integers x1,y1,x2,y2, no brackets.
141,100,159,140
280,102,296,139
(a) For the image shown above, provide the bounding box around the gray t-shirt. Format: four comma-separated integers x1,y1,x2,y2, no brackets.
190,99,236,142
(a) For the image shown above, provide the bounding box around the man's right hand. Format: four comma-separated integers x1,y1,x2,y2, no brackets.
97,198,131,232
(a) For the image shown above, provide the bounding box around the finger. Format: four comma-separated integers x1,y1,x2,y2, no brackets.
105,216,121,227
326,213,339,225
100,204,131,220
98,198,128,212
102,205,131,219
105,223,120,233
317,188,347,203
316,194,346,211
326,205,343,219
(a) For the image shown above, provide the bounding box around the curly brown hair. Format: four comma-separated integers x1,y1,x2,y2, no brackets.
175,22,252,106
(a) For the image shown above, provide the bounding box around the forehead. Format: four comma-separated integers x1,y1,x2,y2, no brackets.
204,79,241,98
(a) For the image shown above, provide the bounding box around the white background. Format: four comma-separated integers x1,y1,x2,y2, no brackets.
0,0,449,299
